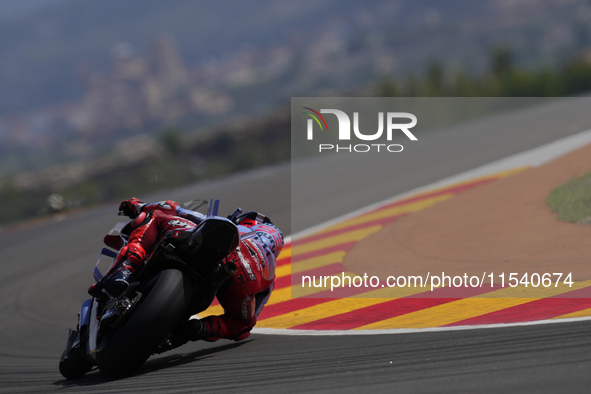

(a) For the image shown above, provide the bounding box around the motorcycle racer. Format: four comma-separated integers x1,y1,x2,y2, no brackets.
89,198,283,343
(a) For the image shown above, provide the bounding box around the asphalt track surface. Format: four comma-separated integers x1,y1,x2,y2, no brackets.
2,97,591,393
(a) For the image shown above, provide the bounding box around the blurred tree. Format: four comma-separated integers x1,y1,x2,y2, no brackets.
159,126,184,156
491,47,513,80
426,60,444,96
211,132,236,155
376,78,399,97
562,59,591,95
404,74,419,97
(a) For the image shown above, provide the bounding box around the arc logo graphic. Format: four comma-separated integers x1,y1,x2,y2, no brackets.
302,107,418,153
302,107,329,137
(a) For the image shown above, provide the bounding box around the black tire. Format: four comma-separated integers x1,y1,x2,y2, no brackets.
59,334,93,380
95,269,192,379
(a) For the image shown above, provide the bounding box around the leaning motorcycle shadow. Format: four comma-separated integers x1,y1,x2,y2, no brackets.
138,340,253,376
53,340,252,386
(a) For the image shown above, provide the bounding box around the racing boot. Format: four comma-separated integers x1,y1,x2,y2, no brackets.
154,318,213,353
158,315,252,353
181,316,252,343
178,318,214,343
205,315,253,341
88,261,137,299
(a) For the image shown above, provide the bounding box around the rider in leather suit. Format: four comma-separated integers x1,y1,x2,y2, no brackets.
89,198,283,344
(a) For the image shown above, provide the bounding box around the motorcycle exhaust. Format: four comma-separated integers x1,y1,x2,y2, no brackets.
213,261,238,287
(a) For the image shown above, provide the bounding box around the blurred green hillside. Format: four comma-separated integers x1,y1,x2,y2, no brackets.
3,0,591,226
3,46,591,226
3,0,591,180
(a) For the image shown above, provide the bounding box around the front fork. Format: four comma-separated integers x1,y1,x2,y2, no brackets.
61,298,95,363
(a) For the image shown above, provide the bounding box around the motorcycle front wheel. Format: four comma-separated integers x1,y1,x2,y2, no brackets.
95,268,192,379
59,330,94,380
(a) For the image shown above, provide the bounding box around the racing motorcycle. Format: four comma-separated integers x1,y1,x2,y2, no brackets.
59,199,245,379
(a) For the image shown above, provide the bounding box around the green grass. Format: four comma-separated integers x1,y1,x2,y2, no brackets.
547,171,591,224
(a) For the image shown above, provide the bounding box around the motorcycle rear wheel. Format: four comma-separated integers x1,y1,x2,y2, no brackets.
95,268,192,379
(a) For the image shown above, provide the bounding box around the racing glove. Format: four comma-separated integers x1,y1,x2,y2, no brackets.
119,198,145,219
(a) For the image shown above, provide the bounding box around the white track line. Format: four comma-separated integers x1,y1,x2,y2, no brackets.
268,129,591,335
